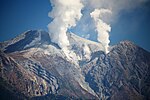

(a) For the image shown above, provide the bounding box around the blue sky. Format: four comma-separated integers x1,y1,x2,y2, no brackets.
0,0,150,51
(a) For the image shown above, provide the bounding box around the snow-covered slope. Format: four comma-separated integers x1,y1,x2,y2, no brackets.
0,30,150,100
0,30,104,64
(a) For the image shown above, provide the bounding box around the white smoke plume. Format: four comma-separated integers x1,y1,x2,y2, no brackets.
90,9,112,53
82,0,147,53
48,0,83,50
48,0,148,55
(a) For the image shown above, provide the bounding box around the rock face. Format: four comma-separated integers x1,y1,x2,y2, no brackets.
0,30,150,100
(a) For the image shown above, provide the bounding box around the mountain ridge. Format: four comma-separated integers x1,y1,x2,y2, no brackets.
0,30,150,100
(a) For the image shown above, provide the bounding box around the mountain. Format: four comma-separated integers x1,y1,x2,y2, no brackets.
0,30,150,100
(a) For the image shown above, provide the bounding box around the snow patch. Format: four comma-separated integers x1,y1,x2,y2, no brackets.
83,44,91,60
62,47,80,65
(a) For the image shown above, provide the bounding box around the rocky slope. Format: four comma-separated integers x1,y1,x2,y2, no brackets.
0,30,150,100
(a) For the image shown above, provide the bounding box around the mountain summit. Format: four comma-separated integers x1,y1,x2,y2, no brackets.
0,30,150,100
